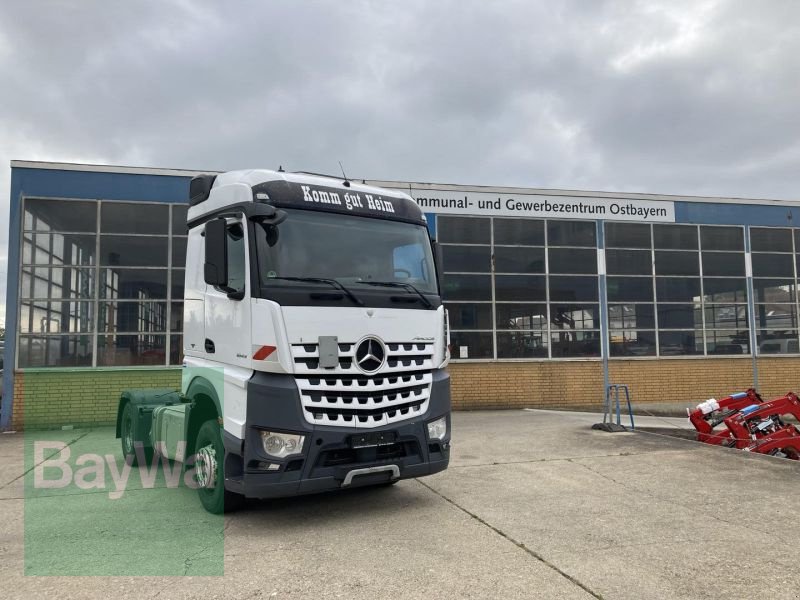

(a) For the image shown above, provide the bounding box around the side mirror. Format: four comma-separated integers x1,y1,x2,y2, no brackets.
204,219,228,286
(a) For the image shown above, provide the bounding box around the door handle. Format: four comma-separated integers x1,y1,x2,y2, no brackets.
204,339,215,353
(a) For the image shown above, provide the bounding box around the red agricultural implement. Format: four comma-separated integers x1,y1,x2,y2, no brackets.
688,389,800,460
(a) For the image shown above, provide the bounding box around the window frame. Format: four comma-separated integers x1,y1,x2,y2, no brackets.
17,197,187,369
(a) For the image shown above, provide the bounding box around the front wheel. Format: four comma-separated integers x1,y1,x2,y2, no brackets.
193,419,244,514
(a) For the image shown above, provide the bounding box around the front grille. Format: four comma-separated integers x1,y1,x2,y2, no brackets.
292,342,434,428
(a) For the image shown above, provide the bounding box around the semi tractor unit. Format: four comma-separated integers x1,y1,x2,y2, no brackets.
116,170,451,513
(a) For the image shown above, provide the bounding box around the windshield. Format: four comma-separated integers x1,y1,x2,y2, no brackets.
255,209,438,296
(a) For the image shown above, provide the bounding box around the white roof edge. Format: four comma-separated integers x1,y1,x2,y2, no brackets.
10,160,800,207
10,160,220,178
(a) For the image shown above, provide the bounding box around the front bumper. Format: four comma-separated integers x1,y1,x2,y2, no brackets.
223,369,451,499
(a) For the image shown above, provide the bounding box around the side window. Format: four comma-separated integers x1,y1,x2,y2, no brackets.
225,222,246,293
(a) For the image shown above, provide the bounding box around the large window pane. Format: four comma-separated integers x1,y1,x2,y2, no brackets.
608,304,655,329
100,236,168,267
497,331,548,358
445,303,493,329
703,278,747,303
656,278,701,302
702,252,745,277
495,303,547,330
751,227,792,252
18,335,93,367
493,218,544,245
24,199,97,232
21,267,94,299
100,268,168,299
655,251,699,276
757,331,799,354
609,330,656,356
606,250,652,275
550,304,599,329
658,330,702,355
753,279,796,304
441,245,491,272
607,277,653,302
605,223,651,249
450,332,493,359
172,237,188,268
20,301,94,333
706,330,750,355
172,269,185,299
172,205,189,235
700,226,743,251
98,301,168,334
437,217,490,244
547,220,596,247
24,233,96,265
550,330,600,357
101,202,169,234
494,246,545,273
751,253,794,278
170,334,184,364
442,274,492,301
97,334,167,366
657,304,700,329
495,275,546,301
548,248,597,274
548,275,598,302
653,225,698,250
704,304,748,329
170,302,184,333
754,304,797,329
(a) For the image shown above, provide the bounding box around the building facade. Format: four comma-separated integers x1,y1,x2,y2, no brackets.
4,161,800,429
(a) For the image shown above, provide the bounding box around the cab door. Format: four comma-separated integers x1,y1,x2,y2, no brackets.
202,217,253,435
203,218,252,369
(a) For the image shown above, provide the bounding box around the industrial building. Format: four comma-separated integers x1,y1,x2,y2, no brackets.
4,160,800,429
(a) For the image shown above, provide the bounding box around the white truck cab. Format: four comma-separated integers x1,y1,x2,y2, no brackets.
116,170,451,513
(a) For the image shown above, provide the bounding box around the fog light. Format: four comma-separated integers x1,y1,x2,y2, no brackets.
427,416,447,441
260,431,306,458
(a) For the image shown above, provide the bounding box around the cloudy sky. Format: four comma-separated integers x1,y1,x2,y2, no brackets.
1,0,799,324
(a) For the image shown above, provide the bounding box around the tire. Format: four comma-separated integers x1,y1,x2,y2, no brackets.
120,403,152,466
193,419,244,514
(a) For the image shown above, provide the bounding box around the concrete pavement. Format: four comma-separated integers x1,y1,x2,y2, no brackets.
1,409,798,599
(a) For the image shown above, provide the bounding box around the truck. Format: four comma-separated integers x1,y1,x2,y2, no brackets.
115,169,451,513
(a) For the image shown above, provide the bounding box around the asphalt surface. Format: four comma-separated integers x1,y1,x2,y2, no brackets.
1,409,798,599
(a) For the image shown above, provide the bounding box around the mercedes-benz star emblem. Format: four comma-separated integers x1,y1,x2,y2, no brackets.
355,337,386,373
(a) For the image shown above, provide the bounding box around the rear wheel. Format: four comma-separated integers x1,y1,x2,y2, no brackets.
193,419,244,514
120,403,152,466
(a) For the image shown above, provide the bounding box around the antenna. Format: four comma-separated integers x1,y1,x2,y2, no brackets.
338,161,351,187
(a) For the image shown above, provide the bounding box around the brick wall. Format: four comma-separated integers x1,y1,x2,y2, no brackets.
448,361,605,410
10,357,800,429
449,356,800,410
11,368,182,430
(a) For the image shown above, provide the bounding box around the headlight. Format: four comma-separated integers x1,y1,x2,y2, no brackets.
427,416,447,441
260,431,305,458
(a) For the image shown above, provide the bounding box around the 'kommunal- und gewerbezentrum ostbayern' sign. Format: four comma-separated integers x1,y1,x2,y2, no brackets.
412,189,675,222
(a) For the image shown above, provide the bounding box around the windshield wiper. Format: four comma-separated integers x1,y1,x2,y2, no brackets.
266,277,364,306
357,281,434,308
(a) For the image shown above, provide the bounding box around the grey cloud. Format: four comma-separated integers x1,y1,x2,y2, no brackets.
1,0,799,320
